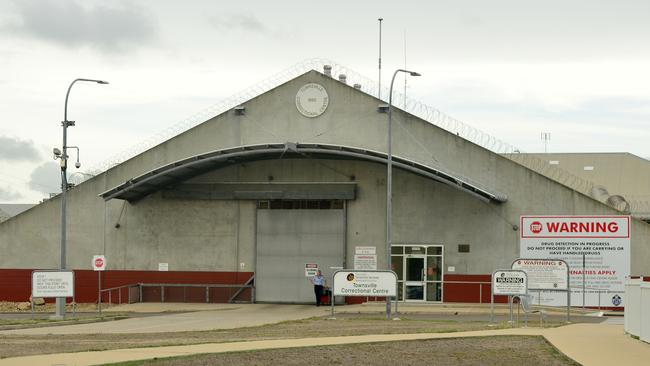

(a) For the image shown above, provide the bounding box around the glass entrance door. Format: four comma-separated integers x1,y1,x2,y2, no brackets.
392,245,444,302
405,255,425,301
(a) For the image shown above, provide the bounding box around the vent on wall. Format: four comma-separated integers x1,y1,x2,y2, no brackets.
458,244,470,253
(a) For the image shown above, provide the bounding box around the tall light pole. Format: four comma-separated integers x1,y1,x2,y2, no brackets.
55,78,108,319
386,69,420,319
378,17,383,100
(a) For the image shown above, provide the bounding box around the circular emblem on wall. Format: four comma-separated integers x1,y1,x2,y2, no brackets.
295,83,329,118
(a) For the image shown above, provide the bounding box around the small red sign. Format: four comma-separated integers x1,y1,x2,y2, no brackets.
92,255,106,271
530,221,543,234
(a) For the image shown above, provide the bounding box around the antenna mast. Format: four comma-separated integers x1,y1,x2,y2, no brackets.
404,29,408,110
541,132,551,153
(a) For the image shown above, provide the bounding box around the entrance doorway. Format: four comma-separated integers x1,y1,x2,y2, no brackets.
255,200,345,303
391,245,443,302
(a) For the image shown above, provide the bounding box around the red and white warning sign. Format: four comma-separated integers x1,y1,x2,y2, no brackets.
92,255,106,271
520,216,630,307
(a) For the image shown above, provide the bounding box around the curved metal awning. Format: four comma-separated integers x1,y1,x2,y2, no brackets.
99,143,508,203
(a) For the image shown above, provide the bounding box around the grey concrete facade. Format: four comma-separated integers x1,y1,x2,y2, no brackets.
1,70,649,295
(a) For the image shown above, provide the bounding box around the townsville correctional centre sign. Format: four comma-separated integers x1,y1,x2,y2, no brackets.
520,215,630,307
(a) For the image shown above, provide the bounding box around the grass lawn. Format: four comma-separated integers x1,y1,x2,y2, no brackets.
103,335,579,366
0,316,525,358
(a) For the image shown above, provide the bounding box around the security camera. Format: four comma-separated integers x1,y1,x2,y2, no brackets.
53,148,62,157
75,161,81,169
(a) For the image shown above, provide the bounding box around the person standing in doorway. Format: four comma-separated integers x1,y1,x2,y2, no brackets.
310,270,325,306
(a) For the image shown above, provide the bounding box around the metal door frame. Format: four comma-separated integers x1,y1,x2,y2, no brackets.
404,254,427,302
393,244,444,303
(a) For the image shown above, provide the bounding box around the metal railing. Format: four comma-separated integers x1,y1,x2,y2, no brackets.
99,283,140,305
428,280,612,309
98,277,255,306
138,282,255,304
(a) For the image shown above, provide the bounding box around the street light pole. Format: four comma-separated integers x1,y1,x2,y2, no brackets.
386,69,420,320
55,78,108,319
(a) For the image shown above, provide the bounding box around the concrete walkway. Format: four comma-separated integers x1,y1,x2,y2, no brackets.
1,323,649,366
0,304,331,335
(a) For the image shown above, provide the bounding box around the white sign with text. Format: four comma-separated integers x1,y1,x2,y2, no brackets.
520,215,630,307
333,270,397,297
32,271,75,298
492,270,528,296
511,259,568,291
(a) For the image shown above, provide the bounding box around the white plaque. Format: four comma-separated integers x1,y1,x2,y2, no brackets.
355,246,376,255
295,83,329,118
158,263,169,271
354,254,377,270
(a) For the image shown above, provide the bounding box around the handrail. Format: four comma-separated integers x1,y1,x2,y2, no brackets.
228,275,255,303
139,283,255,304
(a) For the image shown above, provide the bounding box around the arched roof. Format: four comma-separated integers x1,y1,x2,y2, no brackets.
100,143,508,203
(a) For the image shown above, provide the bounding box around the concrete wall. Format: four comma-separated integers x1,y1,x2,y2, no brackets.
518,153,650,198
1,69,649,280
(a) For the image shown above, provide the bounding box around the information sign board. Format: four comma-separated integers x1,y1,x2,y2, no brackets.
511,258,568,290
333,270,397,297
520,215,630,306
31,271,75,298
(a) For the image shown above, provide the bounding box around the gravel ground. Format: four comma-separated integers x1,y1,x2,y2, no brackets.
105,336,580,366
0,301,102,313
0,317,512,359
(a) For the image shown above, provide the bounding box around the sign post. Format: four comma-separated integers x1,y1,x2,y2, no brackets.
92,255,106,314
331,270,397,319
491,269,528,324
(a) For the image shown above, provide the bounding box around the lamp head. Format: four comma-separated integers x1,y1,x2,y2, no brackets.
96,80,109,84
409,72,421,77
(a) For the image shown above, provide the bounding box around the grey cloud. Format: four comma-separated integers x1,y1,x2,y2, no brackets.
29,162,60,195
0,187,23,201
2,0,158,52
0,136,41,162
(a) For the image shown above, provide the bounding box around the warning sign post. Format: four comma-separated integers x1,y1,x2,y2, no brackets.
490,269,527,324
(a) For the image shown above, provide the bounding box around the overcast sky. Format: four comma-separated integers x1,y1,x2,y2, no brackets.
1,0,649,203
